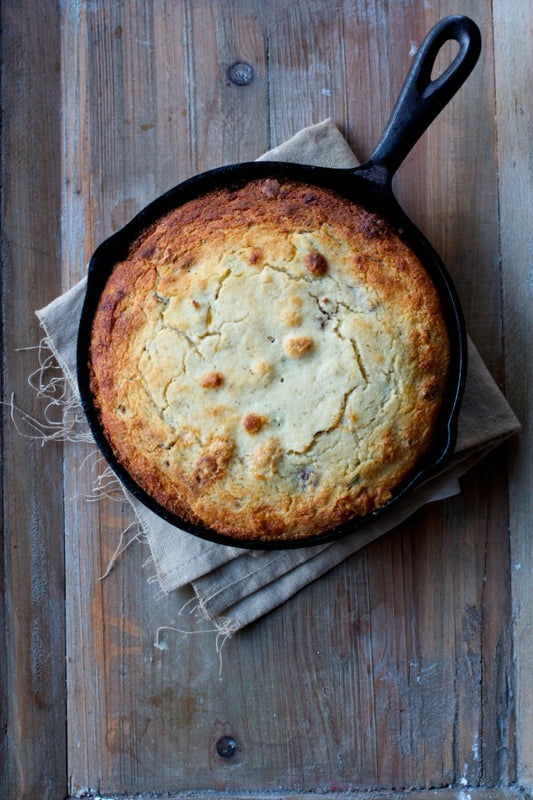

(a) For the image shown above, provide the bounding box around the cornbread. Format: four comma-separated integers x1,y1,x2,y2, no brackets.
88,177,450,542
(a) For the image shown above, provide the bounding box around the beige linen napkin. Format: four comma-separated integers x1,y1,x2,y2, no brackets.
35,120,520,634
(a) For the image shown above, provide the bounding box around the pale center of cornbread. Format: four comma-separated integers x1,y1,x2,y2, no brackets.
134,225,409,488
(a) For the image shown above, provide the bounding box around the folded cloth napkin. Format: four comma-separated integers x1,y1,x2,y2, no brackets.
35,119,520,635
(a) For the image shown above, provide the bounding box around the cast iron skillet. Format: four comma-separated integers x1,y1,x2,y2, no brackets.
77,15,481,550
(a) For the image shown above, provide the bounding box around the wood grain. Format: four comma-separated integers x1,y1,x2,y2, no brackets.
493,0,533,788
1,1,66,798
2,0,530,797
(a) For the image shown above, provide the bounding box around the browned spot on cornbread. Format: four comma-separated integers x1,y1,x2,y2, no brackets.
199,370,224,389
262,179,280,198
304,250,328,276
283,335,314,358
250,359,273,378
242,413,267,434
378,430,399,464
280,295,303,326
248,247,263,265
250,437,281,478
193,437,234,486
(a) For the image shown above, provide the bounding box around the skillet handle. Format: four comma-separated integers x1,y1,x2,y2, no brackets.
366,15,481,181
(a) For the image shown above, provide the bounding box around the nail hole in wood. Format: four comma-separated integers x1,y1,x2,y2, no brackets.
216,735,238,758
227,61,254,86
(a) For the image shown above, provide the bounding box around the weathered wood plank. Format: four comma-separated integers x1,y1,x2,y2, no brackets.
318,0,511,789
60,2,194,791
62,0,272,794
188,0,270,168
73,790,530,800
64,790,532,800
1,1,66,798
493,0,533,789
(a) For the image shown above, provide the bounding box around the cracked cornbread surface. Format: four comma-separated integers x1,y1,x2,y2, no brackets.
89,178,450,542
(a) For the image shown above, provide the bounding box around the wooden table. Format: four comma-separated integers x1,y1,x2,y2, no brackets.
2,1,531,798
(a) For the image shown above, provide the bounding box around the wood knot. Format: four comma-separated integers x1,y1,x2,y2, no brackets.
227,61,254,86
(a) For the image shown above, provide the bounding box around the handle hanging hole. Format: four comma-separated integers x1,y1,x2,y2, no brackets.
431,39,460,81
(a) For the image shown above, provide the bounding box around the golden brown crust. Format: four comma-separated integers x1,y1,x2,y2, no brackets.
89,177,450,542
